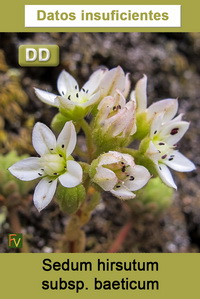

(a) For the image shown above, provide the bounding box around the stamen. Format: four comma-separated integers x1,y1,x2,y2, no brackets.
68,95,71,100
61,91,65,95
159,142,165,145
161,154,167,159
62,144,64,148
76,93,79,98
113,106,117,111
122,166,126,172
170,128,179,135
168,158,174,161
154,130,157,134
116,185,121,188
50,148,53,151
75,85,78,90
129,176,135,181
49,180,52,183
53,173,58,175
59,154,63,157
118,105,121,109
82,88,85,92
38,173,42,176
86,90,89,93
41,169,44,171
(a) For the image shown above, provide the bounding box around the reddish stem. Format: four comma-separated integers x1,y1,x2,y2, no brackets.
108,221,132,253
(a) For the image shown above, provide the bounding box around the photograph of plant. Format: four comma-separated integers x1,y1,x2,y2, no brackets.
0,33,199,253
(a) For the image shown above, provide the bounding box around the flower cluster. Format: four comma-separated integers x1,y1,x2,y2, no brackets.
9,66,195,212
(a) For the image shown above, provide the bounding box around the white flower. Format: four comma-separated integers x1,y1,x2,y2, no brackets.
145,112,195,189
34,68,106,119
34,66,130,120
99,66,130,99
92,151,151,200
8,121,83,212
131,75,178,122
96,89,136,138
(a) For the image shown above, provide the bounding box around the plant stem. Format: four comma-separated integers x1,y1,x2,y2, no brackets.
120,147,139,157
107,220,132,253
79,119,94,162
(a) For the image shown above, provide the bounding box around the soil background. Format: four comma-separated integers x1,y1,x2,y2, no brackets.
0,32,199,253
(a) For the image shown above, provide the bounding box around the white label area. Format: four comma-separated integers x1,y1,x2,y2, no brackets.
25,5,181,28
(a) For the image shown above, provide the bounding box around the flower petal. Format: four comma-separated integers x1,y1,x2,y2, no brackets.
57,121,76,156
124,165,151,191
155,163,177,189
150,112,164,138
57,70,78,96
32,122,57,156
146,141,160,163
111,186,136,200
34,88,58,107
124,73,131,98
8,157,41,181
135,74,147,112
56,96,76,110
147,98,178,122
59,160,82,188
160,121,189,145
82,91,101,107
100,66,126,97
82,68,107,95
93,166,118,191
165,151,196,172
33,177,57,212
98,152,120,166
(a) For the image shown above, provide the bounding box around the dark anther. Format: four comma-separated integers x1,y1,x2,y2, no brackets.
53,173,58,175
41,169,44,171
130,176,135,181
116,185,121,188
68,95,71,100
113,106,117,111
121,161,125,165
159,166,162,170
76,93,79,98
48,180,52,183
159,142,165,145
59,154,63,157
38,173,42,176
62,91,65,95
50,148,53,151
75,85,78,89
161,154,167,159
62,144,64,148
82,88,85,92
122,165,126,172
168,158,174,161
170,128,179,135
86,90,89,93
118,105,121,109
154,130,157,134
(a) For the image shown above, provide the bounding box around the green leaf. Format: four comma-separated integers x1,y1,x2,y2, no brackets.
56,184,86,214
